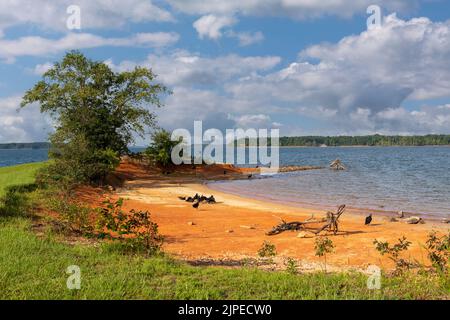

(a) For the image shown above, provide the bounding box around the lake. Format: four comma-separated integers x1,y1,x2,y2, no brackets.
1,146,449,218
209,146,450,219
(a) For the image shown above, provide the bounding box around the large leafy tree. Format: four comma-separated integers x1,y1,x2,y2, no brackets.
21,51,168,183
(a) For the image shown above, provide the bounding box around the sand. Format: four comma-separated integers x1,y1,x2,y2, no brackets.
80,161,449,272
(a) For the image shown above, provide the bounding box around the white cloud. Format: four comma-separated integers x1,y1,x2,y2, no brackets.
193,15,237,40
167,0,416,19
222,14,450,133
0,32,179,62
32,62,53,75
0,0,174,35
227,30,264,46
108,50,281,87
0,96,52,142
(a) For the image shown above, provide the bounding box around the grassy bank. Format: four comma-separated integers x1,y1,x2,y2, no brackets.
0,162,47,196
0,162,448,300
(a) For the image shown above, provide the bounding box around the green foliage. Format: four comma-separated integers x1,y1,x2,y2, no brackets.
45,196,94,235
426,232,450,273
258,241,277,258
280,134,450,147
284,258,298,275
373,237,414,273
21,51,168,185
315,237,335,272
314,237,334,257
1,218,448,299
145,129,179,167
97,198,164,255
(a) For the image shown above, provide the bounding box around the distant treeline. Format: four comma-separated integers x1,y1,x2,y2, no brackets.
0,142,50,150
280,135,450,147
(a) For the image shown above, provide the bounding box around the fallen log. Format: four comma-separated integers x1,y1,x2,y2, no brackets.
266,205,346,236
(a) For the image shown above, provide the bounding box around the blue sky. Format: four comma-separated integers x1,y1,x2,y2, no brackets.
1,0,450,143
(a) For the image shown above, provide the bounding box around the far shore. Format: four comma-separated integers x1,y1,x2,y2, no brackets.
74,160,449,273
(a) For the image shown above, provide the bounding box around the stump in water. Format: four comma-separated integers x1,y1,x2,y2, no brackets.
330,159,346,170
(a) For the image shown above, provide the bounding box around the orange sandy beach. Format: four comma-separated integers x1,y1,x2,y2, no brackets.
78,161,449,273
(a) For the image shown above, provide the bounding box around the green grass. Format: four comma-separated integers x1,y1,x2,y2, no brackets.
0,216,448,300
0,162,46,196
0,162,448,300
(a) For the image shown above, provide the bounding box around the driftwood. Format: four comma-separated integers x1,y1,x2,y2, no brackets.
266,205,346,236
313,204,346,235
330,159,346,170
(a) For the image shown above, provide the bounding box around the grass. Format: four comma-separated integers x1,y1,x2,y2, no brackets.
0,162,449,300
0,162,46,196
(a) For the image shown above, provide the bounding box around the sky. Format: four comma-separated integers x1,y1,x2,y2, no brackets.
1,0,450,144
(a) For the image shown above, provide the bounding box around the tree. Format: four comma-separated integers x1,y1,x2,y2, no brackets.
21,51,168,184
145,129,179,167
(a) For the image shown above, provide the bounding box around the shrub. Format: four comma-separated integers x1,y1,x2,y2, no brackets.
96,198,164,255
426,231,450,273
373,237,415,274
0,184,37,217
258,241,277,258
284,257,298,275
314,237,334,272
145,129,180,167
46,196,94,235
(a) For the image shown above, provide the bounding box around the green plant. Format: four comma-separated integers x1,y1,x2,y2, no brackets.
21,51,168,185
314,237,334,272
0,184,37,217
46,196,93,235
284,257,298,275
97,198,164,255
373,237,414,273
425,231,450,273
145,129,180,167
258,241,277,259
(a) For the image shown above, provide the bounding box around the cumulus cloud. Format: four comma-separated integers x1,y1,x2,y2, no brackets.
167,0,416,19
0,0,174,35
0,32,179,62
193,14,237,40
0,96,52,142
223,14,450,133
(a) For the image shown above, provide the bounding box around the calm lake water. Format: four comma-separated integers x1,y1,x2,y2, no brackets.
0,149,49,167
1,147,449,218
209,147,450,219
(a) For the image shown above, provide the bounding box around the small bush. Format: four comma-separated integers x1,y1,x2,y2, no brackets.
284,257,298,275
426,231,450,273
46,196,93,235
314,237,335,272
373,237,415,274
145,129,180,168
96,198,164,255
258,241,277,258
0,184,37,217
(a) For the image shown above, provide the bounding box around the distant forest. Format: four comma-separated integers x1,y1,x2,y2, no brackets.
280,135,450,147
0,142,50,150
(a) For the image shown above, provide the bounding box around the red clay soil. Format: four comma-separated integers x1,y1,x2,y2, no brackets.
71,161,449,272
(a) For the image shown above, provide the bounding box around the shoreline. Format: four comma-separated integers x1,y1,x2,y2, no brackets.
87,161,450,272
207,179,447,222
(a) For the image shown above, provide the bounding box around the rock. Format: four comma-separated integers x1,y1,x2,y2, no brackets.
389,217,399,222
187,221,195,226
398,211,405,218
406,217,423,225
225,230,234,233
297,231,309,238
442,219,450,224
107,185,115,192
240,225,255,230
